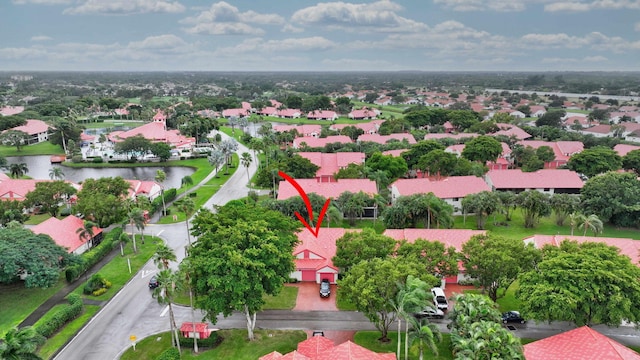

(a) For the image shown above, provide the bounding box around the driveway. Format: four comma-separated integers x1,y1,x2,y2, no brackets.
292,282,338,311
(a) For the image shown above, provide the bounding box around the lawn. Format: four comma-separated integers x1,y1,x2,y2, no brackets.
262,286,298,310
462,281,521,313
0,142,64,157
336,289,357,311
24,213,51,225
37,305,101,360
0,278,66,337
120,329,307,360
354,331,453,360
219,126,247,144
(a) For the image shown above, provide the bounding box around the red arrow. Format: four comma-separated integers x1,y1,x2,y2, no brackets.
279,171,331,238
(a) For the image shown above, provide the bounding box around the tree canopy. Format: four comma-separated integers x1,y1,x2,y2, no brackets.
461,136,502,164
332,229,396,274
580,171,640,227
567,146,622,178
25,180,77,217
75,177,131,227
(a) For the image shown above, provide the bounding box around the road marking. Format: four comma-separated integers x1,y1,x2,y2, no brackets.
160,305,169,317
156,230,164,237
141,270,155,279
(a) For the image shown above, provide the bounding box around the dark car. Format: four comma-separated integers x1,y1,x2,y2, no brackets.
502,311,526,324
414,307,445,319
319,279,331,298
148,276,159,289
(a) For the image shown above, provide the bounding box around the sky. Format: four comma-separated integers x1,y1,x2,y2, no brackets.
0,0,639,72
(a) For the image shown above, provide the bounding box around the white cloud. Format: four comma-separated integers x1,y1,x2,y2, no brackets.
541,55,607,63
282,24,304,33
584,55,608,62
321,58,397,70
63,0,185,15
521,31,640,52
433,0,530,11
31,35,53,41
13,0,71,4
214,36,336,56
544,2,591,11
127,34,188,52
291,0,428,33
0,47,48,60
181,2,283,36
545,0,640,12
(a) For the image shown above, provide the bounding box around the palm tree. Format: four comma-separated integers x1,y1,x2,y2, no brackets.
408,317,442,360
175,198,196,247
155,170,167,216
579,214,604,236
325,206,343,228
76,220,97,249
127,208,146,253
152,269,181,355
181,175,193,188
568,212,584,236
208,149,225,178
153,243,177,270
9,163,28,178
0,326,45,360
179,259,199,353
118,232,130,256
389,275,430,360
48,166,65,180
241,152,252,189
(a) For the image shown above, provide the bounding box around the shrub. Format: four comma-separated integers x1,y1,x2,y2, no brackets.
248,191,259,203
36,294,83,338
178,332,220,349
65,228,122,283
92,157,104,163
188,192,197,198
71,155,84,163
60,207,72,216
83,273,107,295
92,288,107,296
156,347,181,360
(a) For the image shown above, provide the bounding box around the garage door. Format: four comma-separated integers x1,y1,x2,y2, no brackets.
301,270,316,282
319,273,334,283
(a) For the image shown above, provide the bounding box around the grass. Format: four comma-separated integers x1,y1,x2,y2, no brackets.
336,289,357,311
219,126,247,144
71,237,157,301
0,278,66,337
37,305,101,360
262,286,298,310
462,282,521,313
354,331,453,360
0,142,64,157
120,329,307,360
24,213,51,225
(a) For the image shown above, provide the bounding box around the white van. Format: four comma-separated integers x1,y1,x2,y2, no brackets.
431,287,448,311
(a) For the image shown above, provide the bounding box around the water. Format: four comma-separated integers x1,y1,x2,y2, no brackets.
6,155,196,189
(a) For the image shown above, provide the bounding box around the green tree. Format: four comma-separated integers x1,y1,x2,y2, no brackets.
181,175,194,187
448,293,502,335
567,147,622,178
241,152,252,189
188,204,300,341
402,140,445,169
76,177,131,227
451,321,524,360
150,142,172,162
535,109,566,128
175,197,196,247
496,191,517,221
578,213,604,236
113,135,152,160
366,152,408,180
516,190,551,228
208,149,225,178
396,239,459,279
8,163,28,178
622,149,640,175
0,200,30,226
48,166,64,180
408,317,442,360
0,326,45,360
338,257,438,342
518,240,640,327
417,150,457,179
334,163,367,179
75,220,98,249
126,208,146,253
461,136,502,163
461,234,540,301
152,269,182,355
153,243,177,270
334,191,370,225
461,191,501,230
536,145,556,163
155,170,167,216
580,171,640,227
549,193,580,226
25,180,77,217
389,275,431,360
1,130,29,151
332,228,396,274
383,194,454,229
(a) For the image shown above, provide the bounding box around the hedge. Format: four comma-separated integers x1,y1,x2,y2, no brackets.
65,228,122,283
35,293,83,338
156,347,181,360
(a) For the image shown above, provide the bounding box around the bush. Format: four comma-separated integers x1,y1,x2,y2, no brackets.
248,191,259,203
71,155,84,163
92,157,104,163
83,273,107,295
65,228,122,283
36,294,83,338
178,332,220,349
60,207,72,216
188,192,197,198
92,288,107,296
156,347,181,360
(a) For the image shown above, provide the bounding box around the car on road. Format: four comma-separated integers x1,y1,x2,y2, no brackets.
431,287,449,311
414,307,445,319
148,276,159,289
502,311,526,324
320,279,331,298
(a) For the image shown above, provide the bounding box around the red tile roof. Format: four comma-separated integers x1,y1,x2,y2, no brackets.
424,133,479,141
524,326,640,360
10,119,50,136
583,124,612,134
383,229,486,251
524,235,640,265
297,335,335,358
107,121,195,148
222,108,250,117
274,125,322,136
491,123,531,140
260,351,284,359
294,228,360,271
315,341,396,360
381,149,409,157
485,169,583,190
179,322,208,332
31,215,102,253
281,350,311,359
298,152,365,177
0,106,25,116
307,110,338,120
391,176,491,199
357,133,416,145
516,140,584,162
614,144,640,157
293,136,353,149
277,179,377,200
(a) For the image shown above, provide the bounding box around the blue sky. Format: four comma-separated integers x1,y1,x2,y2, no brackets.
1,0,639,72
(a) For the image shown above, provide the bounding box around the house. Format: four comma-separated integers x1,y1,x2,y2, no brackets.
389,177,491,213
277,178,377,200
5,119,50,144
357,133,416,145
0,177,80,202
107,115,195,150
330,120,383,134
0,105,25,116
383,229,486,284
221,108,251,118
523,234,640,265
613,143,640,157
446,143,511,170
260,337,396,360
529,105,546,117
491,123,531,140
274,125,322,138
580,124,613,138
485,169,584,194
292,136,352,149
291,228,360,283
307,110,338,121
348,108,379,120
278,109,302,119
515,140,584,168
31,215,103,255
298,152,365,181
523,326,640,360
424,133,479,141
126,180,162,201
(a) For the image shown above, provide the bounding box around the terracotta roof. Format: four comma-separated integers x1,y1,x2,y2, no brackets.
424,133,479,141
0,106,25,116
524,234,640,265
315,341,396,360
281,350,311,359
357,133,416,145
583,124,612,134
0,179,39,201
391,176,491,199
614,144,640,157
297,335,335,358
260,351,284,359
298,152,365,177
524,326,640,360
222,108,250,117
485,169,584,190
330,121,382,134
491,123,531,140
383,229,486,251
293,136,353,149
277,179,377,200
107,122,195,148
126,180,161,198
274,125,322,136
31,215,102,253
179,322,207,332
9,119,50,136
516,140,584,162
307,110,337,119
294,228,359,272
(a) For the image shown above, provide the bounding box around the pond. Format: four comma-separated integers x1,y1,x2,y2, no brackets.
6,155,195,189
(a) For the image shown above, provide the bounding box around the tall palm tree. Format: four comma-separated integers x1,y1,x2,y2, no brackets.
153,243,177,270
155,170,167,216
127,208,146,253
48,166,65,180
241,152,252,189
76,220,97,249
208,149,225,178
0,326,45,360
579,214,604,236
9,163,28,178
179,258,199,353
568,212,584,236
389,275,430,360
152,269,181,355
325,206,343,228
408,317,442,360
175,198,196,247
118,232,130,256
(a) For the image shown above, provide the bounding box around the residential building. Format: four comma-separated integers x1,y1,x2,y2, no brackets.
523,234,640,265
107,112,195,150
614,144,640,157
274,125,322,138
298,152,365,181
485,169,584,194
292,135,352,149
6,119,50,144
31,215,103,255
515,140,584,168
389,176,491,213
307,110,338,121
261,337,396,359
357,133,416,145
277,178,377,200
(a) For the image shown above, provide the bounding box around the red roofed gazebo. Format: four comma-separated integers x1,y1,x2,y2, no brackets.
179,322,213,339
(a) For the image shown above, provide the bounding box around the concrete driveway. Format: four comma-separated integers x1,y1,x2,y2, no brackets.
292,282,338,311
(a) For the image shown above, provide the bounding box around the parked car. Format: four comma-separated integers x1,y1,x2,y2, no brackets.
431,287,449,311
319,279,331,298
148,276,159,289
502,311,526,324
414,307,445,319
